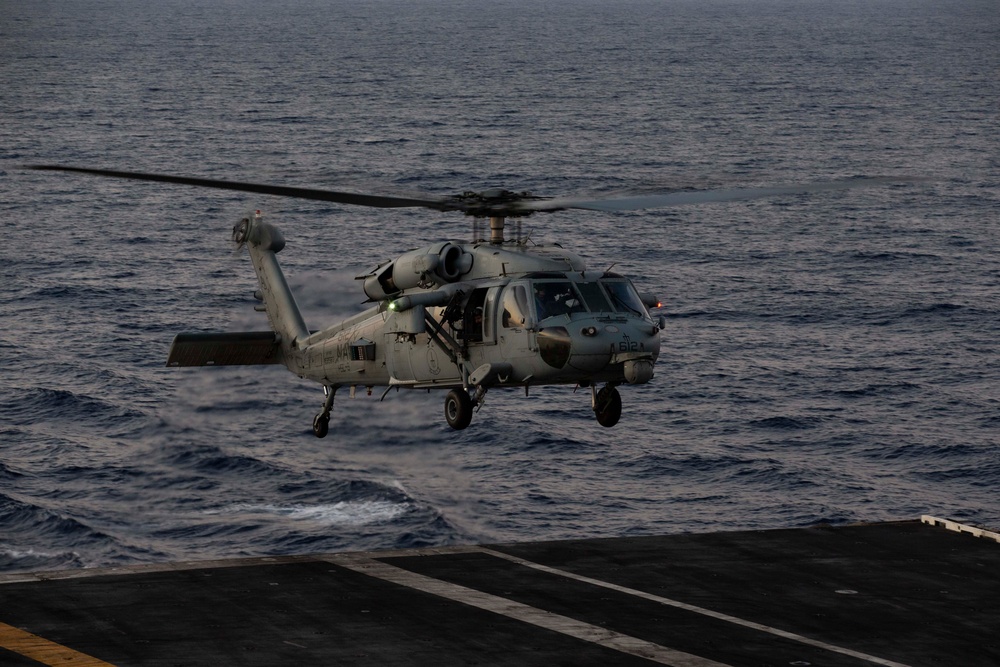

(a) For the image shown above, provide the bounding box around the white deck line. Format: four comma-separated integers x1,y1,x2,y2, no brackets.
477,547,912,667
325,553,731,667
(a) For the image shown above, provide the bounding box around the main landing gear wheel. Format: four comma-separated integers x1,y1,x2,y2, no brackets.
313,413,330,438
594,385,622,427
313,385,336,438
444,389,473,430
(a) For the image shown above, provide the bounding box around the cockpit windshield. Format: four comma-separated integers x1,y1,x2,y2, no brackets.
525,278,647,319
575,281,612,312
600,279,647,316
532,281,587,320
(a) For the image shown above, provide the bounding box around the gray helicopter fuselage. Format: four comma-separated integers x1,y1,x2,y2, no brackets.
283,238,661,394
166,213,662,431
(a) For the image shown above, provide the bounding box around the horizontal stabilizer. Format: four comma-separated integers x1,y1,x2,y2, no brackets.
166,332,282,367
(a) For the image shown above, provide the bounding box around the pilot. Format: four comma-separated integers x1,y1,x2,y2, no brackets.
534,285,550,320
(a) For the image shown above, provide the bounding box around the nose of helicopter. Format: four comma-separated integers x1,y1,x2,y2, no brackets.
537,320,660,378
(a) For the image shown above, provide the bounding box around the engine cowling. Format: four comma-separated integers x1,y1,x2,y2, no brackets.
363,242,472,301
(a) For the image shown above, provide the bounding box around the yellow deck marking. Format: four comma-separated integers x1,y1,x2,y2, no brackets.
0,621,116,666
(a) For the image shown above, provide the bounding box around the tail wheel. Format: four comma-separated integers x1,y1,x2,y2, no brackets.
594,385,622,427
444,389,473,430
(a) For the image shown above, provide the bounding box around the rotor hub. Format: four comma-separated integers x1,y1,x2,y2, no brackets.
445,189,549,218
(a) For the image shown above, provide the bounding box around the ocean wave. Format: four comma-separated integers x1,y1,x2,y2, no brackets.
1,493,106,542
748,415,826,430
865,442,984,462
0,492,142,572
0,459,25,481
0,545,84,571
205,500,412,527
1,386,150,428
162,444,289,476
835,382,922,398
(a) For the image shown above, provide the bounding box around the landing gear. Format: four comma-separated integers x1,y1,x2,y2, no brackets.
313,413,330,438
593,384,622,427
313,385,337,438
444,388,473,430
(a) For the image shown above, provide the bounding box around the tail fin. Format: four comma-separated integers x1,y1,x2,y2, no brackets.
235,213,309,349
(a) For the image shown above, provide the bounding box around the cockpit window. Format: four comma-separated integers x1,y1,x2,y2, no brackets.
601,279,647,316
532,281,587,320
575,281,613,313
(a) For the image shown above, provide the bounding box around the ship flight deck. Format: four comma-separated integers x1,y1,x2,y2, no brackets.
1,517,998,666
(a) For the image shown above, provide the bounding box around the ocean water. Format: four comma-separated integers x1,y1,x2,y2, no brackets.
1,0,998,573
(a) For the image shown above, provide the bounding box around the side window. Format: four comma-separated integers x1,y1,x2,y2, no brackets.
465,288,488,343
501,284,529,328
482,286,499,342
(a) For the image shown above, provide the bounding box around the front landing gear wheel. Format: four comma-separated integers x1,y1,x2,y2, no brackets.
444,389,473,430
594,385,622,427
313,413,330,438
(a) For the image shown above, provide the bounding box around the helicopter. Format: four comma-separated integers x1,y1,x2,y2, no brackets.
28,165,916,437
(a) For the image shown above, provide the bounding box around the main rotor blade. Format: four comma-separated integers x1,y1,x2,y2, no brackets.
27,165,455,211
517,176,927,213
